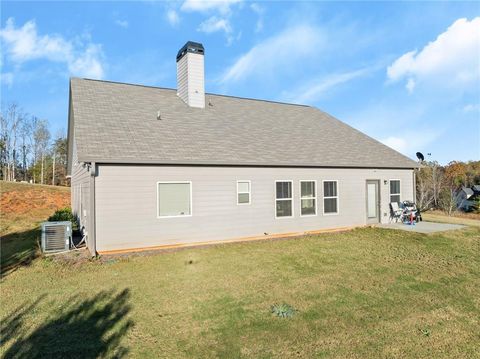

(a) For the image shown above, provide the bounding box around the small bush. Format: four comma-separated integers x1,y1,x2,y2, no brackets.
271,303,297,318
48,208,79,231
419,327,431,337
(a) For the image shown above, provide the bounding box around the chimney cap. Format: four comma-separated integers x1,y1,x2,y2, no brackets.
176,41,205,62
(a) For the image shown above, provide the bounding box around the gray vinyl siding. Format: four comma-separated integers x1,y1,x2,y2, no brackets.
94,165,414,252
70,139,94,253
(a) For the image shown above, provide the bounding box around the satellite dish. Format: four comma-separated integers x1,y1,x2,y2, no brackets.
416,152,424,161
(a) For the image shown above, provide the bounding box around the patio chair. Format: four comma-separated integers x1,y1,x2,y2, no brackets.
390,202,403,223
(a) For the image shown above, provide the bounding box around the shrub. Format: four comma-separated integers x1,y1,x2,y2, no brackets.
473,197,480,214
48,208,79,231
271,303,297,318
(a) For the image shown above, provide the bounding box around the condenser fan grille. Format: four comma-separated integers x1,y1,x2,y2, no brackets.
41,221,72,253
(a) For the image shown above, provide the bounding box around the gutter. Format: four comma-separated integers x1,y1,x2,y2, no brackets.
77,159,419,170
88,162,97,256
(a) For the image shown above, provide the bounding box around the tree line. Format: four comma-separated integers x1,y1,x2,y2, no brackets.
1,102,68,186
416,160,480,214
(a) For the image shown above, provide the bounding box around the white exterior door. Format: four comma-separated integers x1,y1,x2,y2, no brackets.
366,180,380,224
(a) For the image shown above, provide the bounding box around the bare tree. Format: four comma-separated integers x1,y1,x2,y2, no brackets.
19,118,31,181
0,111,7,180
27,116,39,183
431,162,442,208
0,103,25,181
416,167,434,211
33,119,50,184
51,131,67,186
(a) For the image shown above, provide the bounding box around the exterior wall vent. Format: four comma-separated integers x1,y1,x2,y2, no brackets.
176,41,205,109
41,221,72,253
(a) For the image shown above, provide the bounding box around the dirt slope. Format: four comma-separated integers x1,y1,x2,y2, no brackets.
0,181,70,236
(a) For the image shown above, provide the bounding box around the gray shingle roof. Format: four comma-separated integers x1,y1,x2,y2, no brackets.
69,78,419,169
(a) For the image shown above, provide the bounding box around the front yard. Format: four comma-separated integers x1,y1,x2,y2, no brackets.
1,182,479,358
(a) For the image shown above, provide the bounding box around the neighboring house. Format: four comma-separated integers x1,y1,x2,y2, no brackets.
67,41,419,255
455,186,479,211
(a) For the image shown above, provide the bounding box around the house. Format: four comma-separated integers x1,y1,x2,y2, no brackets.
67,41,419,255
455,185,479,211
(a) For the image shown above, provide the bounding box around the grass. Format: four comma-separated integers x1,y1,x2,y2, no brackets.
1,182,480,358
423,210,480,227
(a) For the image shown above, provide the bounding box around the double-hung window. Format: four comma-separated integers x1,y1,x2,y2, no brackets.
300,180,316,216
390,180,401,203
157,182,192,218
275,181,293,218
323,180,338,214
237,180,251,205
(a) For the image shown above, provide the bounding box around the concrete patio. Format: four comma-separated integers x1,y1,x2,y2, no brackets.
379,221,466,233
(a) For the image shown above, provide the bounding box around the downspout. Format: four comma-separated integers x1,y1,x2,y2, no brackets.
413,169,417,203
88,162,97,256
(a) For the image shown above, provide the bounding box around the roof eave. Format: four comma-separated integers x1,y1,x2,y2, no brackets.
77,157,419,169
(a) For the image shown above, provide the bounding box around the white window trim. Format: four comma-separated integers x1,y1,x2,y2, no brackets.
299,180,317,217
389,179,401,203
237,180,251,205
156,181,193,219
322,180,339,215
275,180,294,219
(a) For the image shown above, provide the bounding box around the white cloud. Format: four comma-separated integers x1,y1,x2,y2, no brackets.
0,18,105,79
220,24,324,84
1,72,14,87
0,18,71,62
406,78,415,93
387,17,480,92
197,16,231,34
115,19,129,28
69,44,105,79
181,0,241,15
250,3,264,33
380,131,439,156
185,0,241,44
284,67,373,104
167,9,180,26
463,103,480,113
198,16,234,45
381,136,408,153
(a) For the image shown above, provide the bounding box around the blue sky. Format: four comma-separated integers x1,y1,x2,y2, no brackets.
1,1,479,164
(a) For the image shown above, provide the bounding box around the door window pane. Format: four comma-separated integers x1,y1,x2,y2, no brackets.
367,183,377,218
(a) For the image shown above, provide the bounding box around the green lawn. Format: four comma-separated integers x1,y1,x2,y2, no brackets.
423,210,480,227
1,183,479,358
